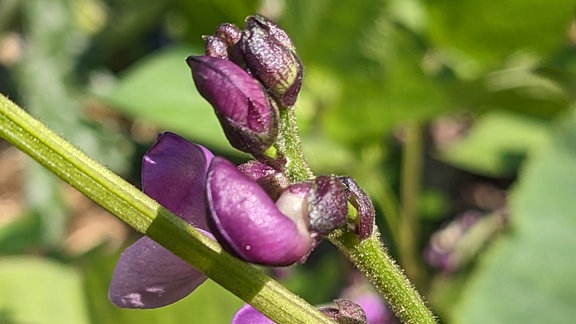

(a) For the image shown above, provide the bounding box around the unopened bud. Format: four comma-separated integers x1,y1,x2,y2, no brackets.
186,55,278,155
308,175,349,235
319,299,367,324
240,15,303,107
341,177,375,240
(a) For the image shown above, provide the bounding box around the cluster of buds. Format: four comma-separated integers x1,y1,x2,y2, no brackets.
186,15,303,156
109,15,375,314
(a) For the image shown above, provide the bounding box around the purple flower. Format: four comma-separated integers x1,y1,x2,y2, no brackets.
109,132,315,308
207,157,313,266
108,132,214,308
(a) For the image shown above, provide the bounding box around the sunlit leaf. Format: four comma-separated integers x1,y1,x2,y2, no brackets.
426,0,574,69
453,109,576,323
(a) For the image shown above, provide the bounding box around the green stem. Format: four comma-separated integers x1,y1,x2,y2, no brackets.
274,107,313,182
276,107,436,323
399,122,424,284
329,230,436,324
0,94,332,324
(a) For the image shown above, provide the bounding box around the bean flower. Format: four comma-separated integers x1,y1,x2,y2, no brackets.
108,132,315,308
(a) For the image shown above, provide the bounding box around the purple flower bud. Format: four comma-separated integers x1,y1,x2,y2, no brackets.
204,35,229,59
186,55,278,155
204,23,243,60
237,160,290,200
206,157,313,266
341,177,375,240
215,23,242,46
318,299,367,323
240,15,303,107
308,175,349,235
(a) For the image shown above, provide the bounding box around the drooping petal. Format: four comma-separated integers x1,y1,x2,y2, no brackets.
232,304,275,324
108,231,213,309
142,132,213,231
206,157,313,266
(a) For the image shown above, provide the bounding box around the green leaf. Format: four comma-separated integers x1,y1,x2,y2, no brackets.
453,109,576,323
0,214,42,254
438,111,549,176
426,0,574,69
0,257,90,324
283,0,447,144
104,45,238,154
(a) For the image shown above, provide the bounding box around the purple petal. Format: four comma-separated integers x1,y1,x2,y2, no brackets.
232,304,275,324
206,157,313,266
142,132,213,231
355,294,394,324
108,231,213,308
237,160,290,200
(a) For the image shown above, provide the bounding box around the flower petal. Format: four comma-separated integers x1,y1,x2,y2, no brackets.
142,132,213,231
108,231,213,308
232,304,275,324
206,157,313,266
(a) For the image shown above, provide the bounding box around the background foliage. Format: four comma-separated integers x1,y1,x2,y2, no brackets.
1,0,576,323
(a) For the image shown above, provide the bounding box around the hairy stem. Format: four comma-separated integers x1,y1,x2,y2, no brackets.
277,105,436,323
329,230,436,324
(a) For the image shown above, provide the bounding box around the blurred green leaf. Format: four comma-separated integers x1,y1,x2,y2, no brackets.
0,257,90,324
104,45,240,154
84,252,243,323
426,0,574,69
0,214,42,254
283,0,447,144
453,109,576,323
438,111,549,176
283,248,343,305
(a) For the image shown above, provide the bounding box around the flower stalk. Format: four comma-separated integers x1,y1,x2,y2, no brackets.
0,93,332,324
273,95,436,324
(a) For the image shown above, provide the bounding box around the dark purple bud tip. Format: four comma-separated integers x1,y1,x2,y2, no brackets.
341,177,375,240
318,299,367,324
308,175,349,235
215,23,242,46
237,160,290,200
204,35,229,59
186,55,278,154
206,157,313,266
240,15,303,107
